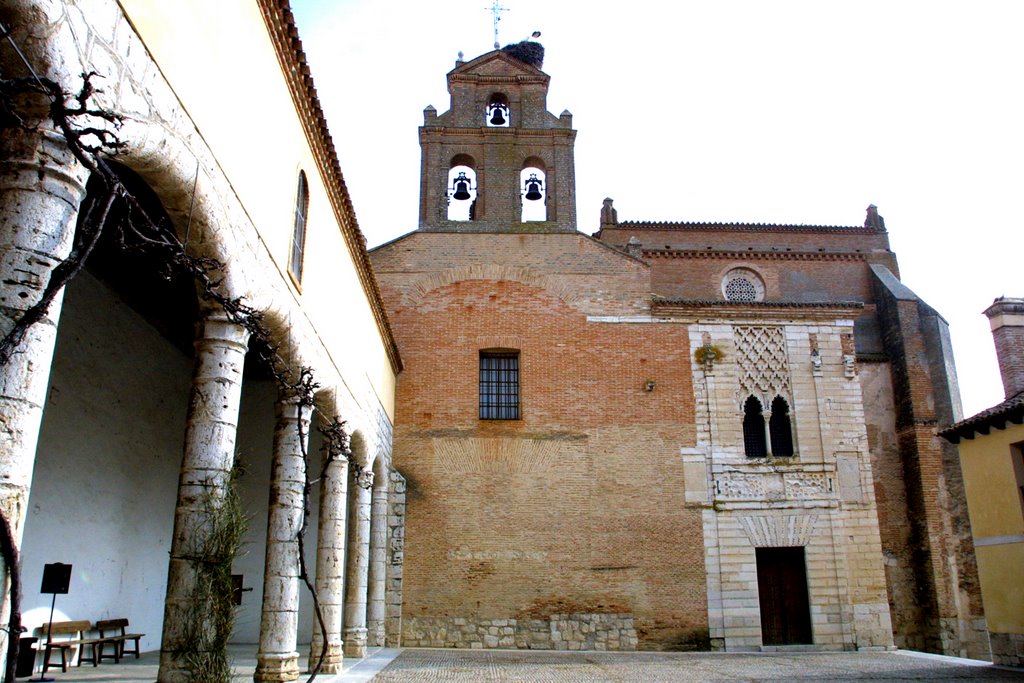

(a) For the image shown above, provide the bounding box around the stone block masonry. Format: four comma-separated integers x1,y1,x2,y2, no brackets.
402,614,638,651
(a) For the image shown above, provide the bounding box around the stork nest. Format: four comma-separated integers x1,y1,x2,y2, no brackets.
501,41,544,69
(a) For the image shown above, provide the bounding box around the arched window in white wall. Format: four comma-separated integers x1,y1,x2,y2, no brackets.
520,164,546,222
289,170,309,284
447,162,478,221
486,92,510,127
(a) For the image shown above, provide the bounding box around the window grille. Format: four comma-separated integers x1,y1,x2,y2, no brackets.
479,351,519,420
725,277,758,302
743,395,768,457
289,171,309,284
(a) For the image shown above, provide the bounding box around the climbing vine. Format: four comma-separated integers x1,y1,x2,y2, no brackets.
0,46,366,683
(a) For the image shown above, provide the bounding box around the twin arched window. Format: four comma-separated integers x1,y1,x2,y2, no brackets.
743,395,794,458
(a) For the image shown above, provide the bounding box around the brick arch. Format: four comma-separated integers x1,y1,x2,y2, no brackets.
403,264,583,310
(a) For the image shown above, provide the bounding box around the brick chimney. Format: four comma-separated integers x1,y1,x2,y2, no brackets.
984,296,1024,399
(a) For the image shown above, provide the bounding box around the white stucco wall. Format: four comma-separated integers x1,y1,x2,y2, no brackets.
20,272,192,654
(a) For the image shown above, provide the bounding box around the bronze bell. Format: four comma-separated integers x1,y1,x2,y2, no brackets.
524,173,543,201
489,105,507,126
452,172,471,201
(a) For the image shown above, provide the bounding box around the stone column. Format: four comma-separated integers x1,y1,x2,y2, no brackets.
343,467,373,658
254,394,312,683
159,310,250,683
307,434,349,673
0,124,86,572
366,471,388,646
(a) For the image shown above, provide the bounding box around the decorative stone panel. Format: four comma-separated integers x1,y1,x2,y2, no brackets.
713,471,829,502
734,326,790,398
737,514,818,547
784,472,829,499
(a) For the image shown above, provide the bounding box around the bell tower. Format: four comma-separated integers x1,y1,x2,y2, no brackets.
419,43,577,233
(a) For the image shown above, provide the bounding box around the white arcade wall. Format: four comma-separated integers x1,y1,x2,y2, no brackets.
21,272,191,653
19,271,319,656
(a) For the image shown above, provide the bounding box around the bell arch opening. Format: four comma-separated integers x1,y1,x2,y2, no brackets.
447,156,478,222
485,93,510,127
520,158,547,223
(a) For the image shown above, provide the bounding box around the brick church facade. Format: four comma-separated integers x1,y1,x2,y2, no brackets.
370,45,987,656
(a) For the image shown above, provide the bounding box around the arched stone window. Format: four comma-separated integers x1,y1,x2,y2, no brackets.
722,268,765,302
486,92,510,127
769,395,794,457
743,396,768,457
520,159,546,222
289,170,309,284
447,157,478,221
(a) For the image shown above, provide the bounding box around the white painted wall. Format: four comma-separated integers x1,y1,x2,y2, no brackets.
20,272,192,654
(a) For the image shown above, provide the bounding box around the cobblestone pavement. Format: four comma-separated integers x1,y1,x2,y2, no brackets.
371,649,1024,682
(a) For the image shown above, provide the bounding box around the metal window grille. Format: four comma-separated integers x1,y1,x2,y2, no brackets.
479,352,519,420
725,277,757,302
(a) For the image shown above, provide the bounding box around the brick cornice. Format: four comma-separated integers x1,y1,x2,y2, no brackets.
644,249,868,263
257,0,401,373
449,73,549,85
652,298,864,321
420,127,576,140
614,221,882,235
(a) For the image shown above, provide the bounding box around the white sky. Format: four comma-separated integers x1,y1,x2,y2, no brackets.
291,0,1023,418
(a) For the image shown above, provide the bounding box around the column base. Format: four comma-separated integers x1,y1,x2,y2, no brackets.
254,651,300,683
367,620,386,647
343,627,368,658
307,640,344,674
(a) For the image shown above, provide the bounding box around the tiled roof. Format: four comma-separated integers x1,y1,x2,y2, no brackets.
939,391,1024,444
258,0,401,372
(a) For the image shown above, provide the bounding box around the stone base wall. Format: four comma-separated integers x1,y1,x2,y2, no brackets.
990,632,1024,667
403,614,638,651
385,471,407,647
938,616,991,661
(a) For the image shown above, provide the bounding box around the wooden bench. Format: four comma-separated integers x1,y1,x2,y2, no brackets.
41,620,101,673
96,618,144,663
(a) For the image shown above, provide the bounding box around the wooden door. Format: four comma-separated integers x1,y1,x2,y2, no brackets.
756,546,813,645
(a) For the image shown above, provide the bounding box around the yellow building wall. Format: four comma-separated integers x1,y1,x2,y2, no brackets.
118,0,396,417
958,421,1024,635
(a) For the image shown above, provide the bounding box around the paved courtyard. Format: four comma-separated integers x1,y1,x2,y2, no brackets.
26,647,1024,682
372,649,1024,682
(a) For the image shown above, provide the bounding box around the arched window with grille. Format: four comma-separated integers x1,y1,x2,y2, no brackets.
769,395,794,457
722,268,765,302
289,171,309,284
743,396,768,457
